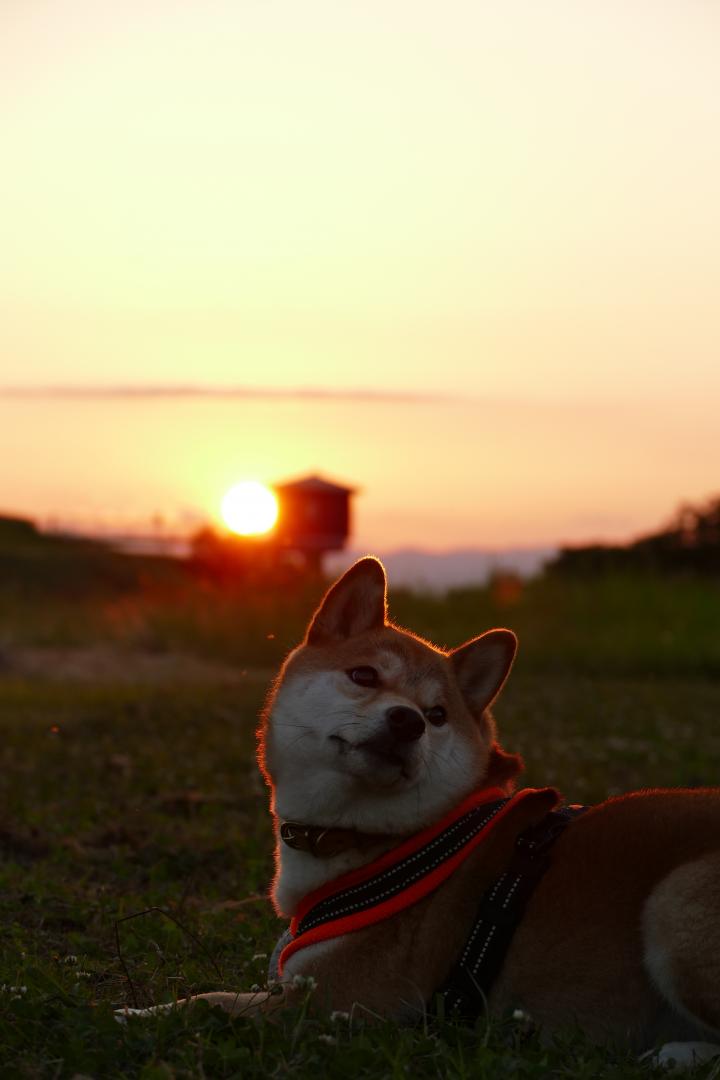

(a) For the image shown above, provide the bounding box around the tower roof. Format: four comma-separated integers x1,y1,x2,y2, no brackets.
274,474,356,495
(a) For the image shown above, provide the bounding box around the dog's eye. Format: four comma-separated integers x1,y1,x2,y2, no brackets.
425,705,447,726
347,666,379,687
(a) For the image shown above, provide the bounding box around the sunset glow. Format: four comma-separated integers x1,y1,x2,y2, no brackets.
2,2,720,553
221,482,278,537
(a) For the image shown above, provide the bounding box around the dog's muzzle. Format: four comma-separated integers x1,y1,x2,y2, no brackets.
359,706,425,767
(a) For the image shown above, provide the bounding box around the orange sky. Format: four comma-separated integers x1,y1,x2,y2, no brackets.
2,2,719,550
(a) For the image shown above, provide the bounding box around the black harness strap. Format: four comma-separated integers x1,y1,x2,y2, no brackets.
268,797,589,1008
437,804,588,1022
294,797,510,936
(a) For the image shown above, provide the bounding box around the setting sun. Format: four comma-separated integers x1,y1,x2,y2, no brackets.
221,481,278,536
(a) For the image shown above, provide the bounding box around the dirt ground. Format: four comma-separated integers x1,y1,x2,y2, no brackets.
0,644,272,686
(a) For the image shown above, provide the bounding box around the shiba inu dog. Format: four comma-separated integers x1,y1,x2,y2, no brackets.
123,558,720,1066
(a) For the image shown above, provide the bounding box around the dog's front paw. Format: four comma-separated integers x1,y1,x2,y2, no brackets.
640,1042,720,1069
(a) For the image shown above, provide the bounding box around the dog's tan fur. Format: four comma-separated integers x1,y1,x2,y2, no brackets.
124,558,720,1060
492,790,720,1049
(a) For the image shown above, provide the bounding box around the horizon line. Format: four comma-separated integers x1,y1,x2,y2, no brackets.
0,384,448,404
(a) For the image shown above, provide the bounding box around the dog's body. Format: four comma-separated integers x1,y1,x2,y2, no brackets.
129,558,720,1063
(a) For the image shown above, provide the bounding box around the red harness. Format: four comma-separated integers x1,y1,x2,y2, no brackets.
278,786,544,975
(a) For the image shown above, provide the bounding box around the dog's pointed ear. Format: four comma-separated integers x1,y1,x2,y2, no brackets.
450,629,517,716
306,557,387,644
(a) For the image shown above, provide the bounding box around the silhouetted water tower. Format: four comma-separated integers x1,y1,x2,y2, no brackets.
274,474,355,574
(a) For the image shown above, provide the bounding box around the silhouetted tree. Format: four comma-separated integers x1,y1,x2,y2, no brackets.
550,494,720,577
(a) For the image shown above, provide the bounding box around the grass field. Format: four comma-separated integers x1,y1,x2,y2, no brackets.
1,570,720,1077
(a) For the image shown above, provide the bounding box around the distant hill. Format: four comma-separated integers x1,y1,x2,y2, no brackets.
0,514,186,596
326,546,555,590
0,514,39,543
0,515,555,595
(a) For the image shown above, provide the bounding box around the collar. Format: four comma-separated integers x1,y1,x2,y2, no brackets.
279,821,400,858
278,785,552,976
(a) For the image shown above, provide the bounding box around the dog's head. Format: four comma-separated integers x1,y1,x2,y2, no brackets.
259,557,521,837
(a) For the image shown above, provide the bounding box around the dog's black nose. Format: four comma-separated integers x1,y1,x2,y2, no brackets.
385,706,425,742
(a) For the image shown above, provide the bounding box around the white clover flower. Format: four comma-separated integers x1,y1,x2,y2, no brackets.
290,974,317,991
330,1010,350,1023
317,1034,337,1046
512,1008,531,1022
